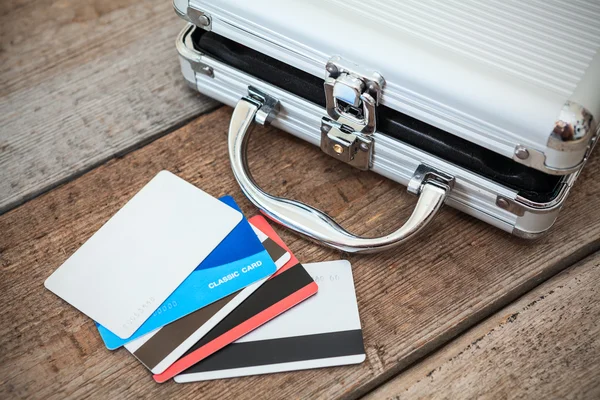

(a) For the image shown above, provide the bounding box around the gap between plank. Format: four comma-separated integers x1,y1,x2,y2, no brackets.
354,239,600,400
0,105,223,216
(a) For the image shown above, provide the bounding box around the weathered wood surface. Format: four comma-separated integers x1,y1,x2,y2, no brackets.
365,251,600,400
0,0,217,214
1,107,599,399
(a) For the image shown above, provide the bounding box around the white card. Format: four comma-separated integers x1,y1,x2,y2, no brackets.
44,171,242,339
237,260,360,342
175,260,365,382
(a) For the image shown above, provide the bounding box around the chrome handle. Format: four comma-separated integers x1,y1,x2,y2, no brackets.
228,88,454,254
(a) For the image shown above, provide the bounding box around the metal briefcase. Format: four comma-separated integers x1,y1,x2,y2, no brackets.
173,0,600,253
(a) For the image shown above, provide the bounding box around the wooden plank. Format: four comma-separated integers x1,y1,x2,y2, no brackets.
1,107,600,399
364,251,600,400
0,0,217,213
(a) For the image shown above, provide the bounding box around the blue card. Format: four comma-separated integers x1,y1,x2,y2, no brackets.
96,196,277,349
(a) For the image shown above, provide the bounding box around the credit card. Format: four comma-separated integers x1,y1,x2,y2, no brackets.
97,196,278,349
153,217,318,383
125,220,291,374
44,171,242,339
175,260,365,382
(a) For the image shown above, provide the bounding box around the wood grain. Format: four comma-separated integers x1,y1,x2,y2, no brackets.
364,251,600,400
0,0,217,213
1,107,599,399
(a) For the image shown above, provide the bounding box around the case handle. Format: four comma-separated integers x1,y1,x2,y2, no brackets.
228,88,454,253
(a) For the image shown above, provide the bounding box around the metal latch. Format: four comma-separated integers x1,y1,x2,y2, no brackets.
320,117,372,170
320,57,384,170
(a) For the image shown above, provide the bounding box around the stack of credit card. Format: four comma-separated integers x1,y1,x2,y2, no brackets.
44,171,366,383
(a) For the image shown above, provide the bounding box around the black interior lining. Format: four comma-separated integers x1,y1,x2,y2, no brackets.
191,29,562,203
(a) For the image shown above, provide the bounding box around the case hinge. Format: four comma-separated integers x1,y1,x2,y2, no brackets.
187,6,212,31
321,57,385,170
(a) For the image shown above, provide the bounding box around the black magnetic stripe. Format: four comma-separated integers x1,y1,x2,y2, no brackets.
262,237,287,264
181,264,314,357
181,329,365,374
133,291,238,369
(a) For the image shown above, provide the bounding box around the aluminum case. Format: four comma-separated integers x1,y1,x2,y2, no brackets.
176,24,597,239
175,0,600,176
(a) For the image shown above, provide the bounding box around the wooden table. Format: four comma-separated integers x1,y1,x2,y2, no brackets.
1,2,599,399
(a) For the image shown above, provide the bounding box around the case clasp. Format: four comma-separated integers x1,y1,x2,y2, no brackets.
320,117,373,171
321,57,384,170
